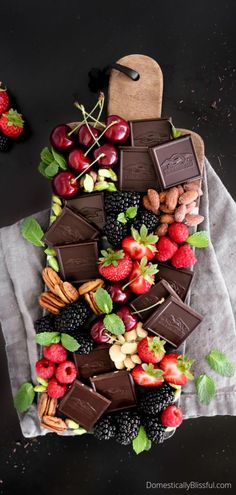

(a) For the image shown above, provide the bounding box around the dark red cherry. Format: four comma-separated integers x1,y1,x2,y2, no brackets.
50,125,74,152
68,149,91,174
52,171,79,198
116,306,138,332
93,143,118,169
78,124,100,148
107,283,130,304
104,115,130,143
90,320,110,343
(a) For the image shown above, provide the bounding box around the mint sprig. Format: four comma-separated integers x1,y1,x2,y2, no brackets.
187,231,209,248
21,218,45,247
117,206,138,225
95,288,113,314
206,350,235,377
132,426,152,454
195,374,216,405
38,146,67,179
103,313,125,335
14,383,35,413
36,332,61,346
61,333,80,352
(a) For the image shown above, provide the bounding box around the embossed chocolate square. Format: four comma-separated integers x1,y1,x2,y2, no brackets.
144,296,203,348
66,192,106,230
59,380,111,431
119,146,161,192
90,370,137,412
149,135,202,189
130,279,181,322
157,263,194,301
55,241,99,283
43,206,99,247
74,344,115,380
130,118,172,147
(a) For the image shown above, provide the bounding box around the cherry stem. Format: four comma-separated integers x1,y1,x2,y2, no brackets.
84,120,118,157
131,297,165,315
68,99,101,137
71,153,105,182
122,273,142,291
74,102,106,128
80,105,98,144
94,93,104,129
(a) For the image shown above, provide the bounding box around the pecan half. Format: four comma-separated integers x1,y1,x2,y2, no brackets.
41,415,67,433
38,393,58,419
39,292,66,314
78,279,104,296
42,267,62,294
85,291,103,316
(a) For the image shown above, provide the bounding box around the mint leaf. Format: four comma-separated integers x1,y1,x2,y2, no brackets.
126,206,138,219
132,426,152,454
187,231,209,248
44,161,59,178
206,350,235,377
36,332,60,346
171,125,182,139
51,148,67,170
21,218,45,247
103,313,125,335
38,161,53,179
95,288,113,314
61,333,80,352
117,212,127,224
196,375,216,405
40,147,53,165
14,383,35,413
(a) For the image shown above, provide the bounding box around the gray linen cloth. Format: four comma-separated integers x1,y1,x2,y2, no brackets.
0,158,236,438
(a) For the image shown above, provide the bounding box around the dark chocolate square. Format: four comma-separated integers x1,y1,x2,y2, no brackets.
130,118,172,147
149,135,202,189
157,263,194,301
66,192,106,230
55,241,99,283
90,370,137,412
119,146,161,192
74,345,115,380
130,279,181,322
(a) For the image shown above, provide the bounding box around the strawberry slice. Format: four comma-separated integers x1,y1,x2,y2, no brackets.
138,336,166,364
122,225,158,261
126,256,158,295
159,353,194,386
131,363,164,387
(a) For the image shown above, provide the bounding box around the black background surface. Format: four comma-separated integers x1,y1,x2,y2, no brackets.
0,1,235,494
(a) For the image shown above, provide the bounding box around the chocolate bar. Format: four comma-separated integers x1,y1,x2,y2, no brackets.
130,118,172,147
59,380,111,431
90,370,137,412
119,146,161,192
149,135,202,189
130,279,181,322
55,241,99,283
66,192,106,230
157,263,194,301
74,344,115,380
43,206,99,247
144,295,203,348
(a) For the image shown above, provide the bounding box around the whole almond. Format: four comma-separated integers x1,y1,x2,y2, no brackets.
177,185,184,196
160,214,174,224
155,223,168,236
174,205,187,223
183,182,203,196
143,189,160,214
185,214,204,226
159,191,166,203
186,201,197,214
159,205,175,214
179,190,199,205
165,187,179,211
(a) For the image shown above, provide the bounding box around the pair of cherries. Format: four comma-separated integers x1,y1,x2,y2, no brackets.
51,115,130,198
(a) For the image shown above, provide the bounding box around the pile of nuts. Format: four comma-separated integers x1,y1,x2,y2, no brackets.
39,268,79,314
108,323,148,371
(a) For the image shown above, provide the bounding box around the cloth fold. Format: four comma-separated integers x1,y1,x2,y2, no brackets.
0,159,236,437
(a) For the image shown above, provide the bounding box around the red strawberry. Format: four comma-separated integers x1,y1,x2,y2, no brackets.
127,257,158,294
131,363,164,387
35,358,55,380
0,83,10,114
98,248,133,282
47,378,67,398
55,360,77,384
138,336,166,364
122,225,157,261
160,405,183,428
159,353,194,386
0,109,24,138
43,343,67,364
171,244,197,268
168,222,189,243
155,236,178,262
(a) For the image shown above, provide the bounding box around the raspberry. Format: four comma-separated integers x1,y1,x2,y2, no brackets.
156,236,178,262
171,244,197,268
55,360,77,384
47,378,67,398
160,405,183,428
43,343,67,364
168,223,189,243
35,358,55,380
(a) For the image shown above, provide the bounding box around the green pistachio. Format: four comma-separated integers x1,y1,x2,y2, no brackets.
52,195,62,206
94,181,109,191
47,256,59,272
52,204,62,216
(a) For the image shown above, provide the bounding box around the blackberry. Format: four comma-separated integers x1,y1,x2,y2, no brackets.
114,410,141,445
93,415,116,440
54,300,90,334
143,416,165,444
103,214,129,247
139,383,175,415
132,209,159,233
0,133,10,152
73,332,95,354
34,314,55,333
105,191,141,215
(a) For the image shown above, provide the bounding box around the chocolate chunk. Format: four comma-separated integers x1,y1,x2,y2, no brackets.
130,279,181,322
55,241,99,283
149,135,202,189
119,146,161,192
90,370,137,412
59,380,111,431
144,295,203,348
130,118,172,147
66,192,106,230
43,206,99,247
157,263,194,301
74,344,115,379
